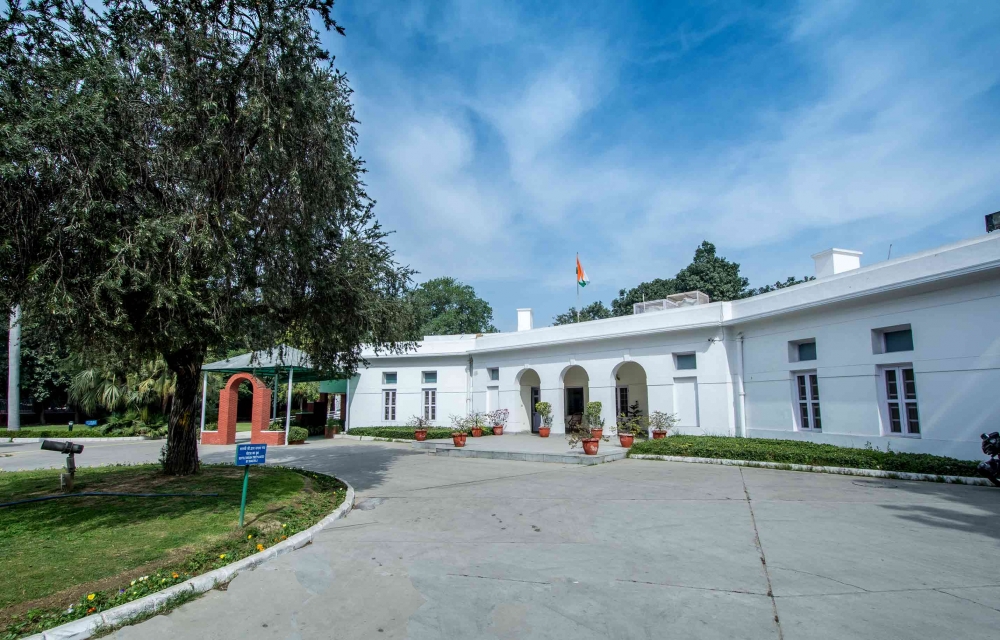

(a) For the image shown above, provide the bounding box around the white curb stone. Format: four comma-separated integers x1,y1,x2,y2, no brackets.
27,479,355,640
628,454,992,486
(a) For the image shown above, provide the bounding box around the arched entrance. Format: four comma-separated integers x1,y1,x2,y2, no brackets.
613,361,648,432
516,369,541,433
202,373,284,445
561,365,590,432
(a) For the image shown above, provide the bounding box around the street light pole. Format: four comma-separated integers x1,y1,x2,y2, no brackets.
7,306,21,431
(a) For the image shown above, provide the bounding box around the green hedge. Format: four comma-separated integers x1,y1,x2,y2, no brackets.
288,426,309,442
3,428,126,440
628,435,981,477
346,426,497,440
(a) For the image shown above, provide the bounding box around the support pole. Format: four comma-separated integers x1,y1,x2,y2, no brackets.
344,383,351,433
238,465,250,527
272,370,279,423
7,306,21,431
199,371,208,435
284,367,293,445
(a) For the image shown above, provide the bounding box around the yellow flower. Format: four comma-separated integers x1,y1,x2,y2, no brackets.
130,580,136,586
87,594,95,601
247,534,253,539
172,573,179,579
282,524,287,529
256,543,264,552
219,554,227,559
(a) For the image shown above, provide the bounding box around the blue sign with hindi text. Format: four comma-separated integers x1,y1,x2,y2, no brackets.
236,443,267,466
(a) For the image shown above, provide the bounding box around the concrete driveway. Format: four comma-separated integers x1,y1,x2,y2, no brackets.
3,438,999,639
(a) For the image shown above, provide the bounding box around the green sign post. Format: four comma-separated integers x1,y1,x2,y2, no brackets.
235,443,268,527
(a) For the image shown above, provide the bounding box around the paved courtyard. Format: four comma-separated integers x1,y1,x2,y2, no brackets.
2,438,999,639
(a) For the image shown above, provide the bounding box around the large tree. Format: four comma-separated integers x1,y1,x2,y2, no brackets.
1,0,415,474
553,301,612,325
408,277,497,336
674,241,750,302
611,278,679,316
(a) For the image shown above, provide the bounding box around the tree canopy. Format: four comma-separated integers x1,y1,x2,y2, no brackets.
409,277,497,336
611,278,679,317
553,301,612,325
1,0,415,473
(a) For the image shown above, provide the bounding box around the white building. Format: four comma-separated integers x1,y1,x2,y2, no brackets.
346,234,1000,460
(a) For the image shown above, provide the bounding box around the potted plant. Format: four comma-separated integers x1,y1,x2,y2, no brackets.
534,402,552,437
469,412,485,437
288,426,309,444
489,409,508,435
449,414,468,447
567,425,607,455
584,401,605,439
408,415,430,441
649,410,679,439
616,401,646,448
324,418,342,439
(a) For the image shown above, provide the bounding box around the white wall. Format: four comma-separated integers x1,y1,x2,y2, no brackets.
348,355,469,428
740,275,1000,459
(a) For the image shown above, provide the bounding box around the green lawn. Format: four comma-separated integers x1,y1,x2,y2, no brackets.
236,421,252,432
628,435,982,477
0,464,345,638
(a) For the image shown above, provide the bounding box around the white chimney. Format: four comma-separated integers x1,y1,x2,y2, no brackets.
811,248,863,278
517,308,534,332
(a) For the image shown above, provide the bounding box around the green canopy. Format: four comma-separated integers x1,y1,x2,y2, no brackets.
319,379,349,393
203,345,335,383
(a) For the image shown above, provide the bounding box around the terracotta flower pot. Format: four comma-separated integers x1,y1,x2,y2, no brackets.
539,427,551,438
652,429,667,439
451,432,467,447
492,425,504,435
582,438,600,455
471,427,483,437
324,426,335,439
590,428,603,439
618,433,634,448
414,429,428,441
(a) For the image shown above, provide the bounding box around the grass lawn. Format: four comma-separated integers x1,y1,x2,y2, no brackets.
236,421,252,432
0,464,346,638
629,435,982,477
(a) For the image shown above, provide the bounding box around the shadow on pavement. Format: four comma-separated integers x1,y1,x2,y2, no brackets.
870,478,1000,543
200,440,421,493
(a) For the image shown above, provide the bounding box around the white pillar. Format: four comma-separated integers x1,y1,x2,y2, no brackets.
7,306,21,431
344,380,351,432
199,371,208,435
272,370,279,422
284,368,294,444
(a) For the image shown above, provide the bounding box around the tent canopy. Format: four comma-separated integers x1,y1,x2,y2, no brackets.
203,345,343,384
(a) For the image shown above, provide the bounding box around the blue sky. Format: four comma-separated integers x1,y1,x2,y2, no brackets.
320,0,1000,332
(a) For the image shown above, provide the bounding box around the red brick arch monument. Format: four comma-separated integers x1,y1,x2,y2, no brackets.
200,373,286,446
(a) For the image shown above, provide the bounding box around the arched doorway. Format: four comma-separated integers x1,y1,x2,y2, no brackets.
561,365,590,432
202,373,284,445
613,361,648,432
516,369,541,433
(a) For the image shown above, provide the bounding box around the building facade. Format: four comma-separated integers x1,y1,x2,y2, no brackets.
346,234,1000,460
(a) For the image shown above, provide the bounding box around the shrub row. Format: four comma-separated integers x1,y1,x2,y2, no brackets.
345,426,498,440
628,435,981,477
2,428,144,440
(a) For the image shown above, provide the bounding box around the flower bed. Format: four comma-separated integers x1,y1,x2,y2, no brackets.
0,464,346,639
628,435,981,477
346,426,498,440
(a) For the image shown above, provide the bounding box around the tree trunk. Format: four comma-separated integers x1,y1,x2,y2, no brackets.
163,352,203,475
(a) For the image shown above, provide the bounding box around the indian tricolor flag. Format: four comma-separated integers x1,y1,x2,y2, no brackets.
576,255,590,288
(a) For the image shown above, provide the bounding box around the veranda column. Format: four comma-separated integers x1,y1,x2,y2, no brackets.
7,306,20,431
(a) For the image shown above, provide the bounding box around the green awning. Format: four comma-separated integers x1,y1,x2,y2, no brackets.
319,379,349,394
202,345,332,382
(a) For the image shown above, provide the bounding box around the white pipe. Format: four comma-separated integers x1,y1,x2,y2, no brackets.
7,306,21,431
736,332,748,438
284,367,294,444
199,371,208,435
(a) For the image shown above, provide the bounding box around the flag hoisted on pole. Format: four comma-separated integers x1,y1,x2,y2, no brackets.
576,254,589,322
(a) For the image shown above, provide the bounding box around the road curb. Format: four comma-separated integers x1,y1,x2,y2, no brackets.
28,479,355,640
332,434,417,444
627,454,992,486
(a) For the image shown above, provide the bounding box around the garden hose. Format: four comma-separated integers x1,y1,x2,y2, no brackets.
0,491,220,508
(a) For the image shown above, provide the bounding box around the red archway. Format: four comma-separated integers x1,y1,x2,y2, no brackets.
201,373,284,446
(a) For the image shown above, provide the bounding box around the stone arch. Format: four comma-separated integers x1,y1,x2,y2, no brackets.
560,364,590,431
612,361,649,430
202,373,284,446
515,368,542,433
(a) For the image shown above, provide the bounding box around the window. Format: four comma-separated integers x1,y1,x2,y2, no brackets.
422,371,437,384
797,341,817,361
617,386,629,415
382,390,396,421
884,329,913,353
794,372,821,431
882,366,919,435
423,389,436,421
383,372,397,385
488,368,499,381
675,353,697,370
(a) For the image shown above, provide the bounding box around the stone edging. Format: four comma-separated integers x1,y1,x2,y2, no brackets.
332,434,416,444
27,479,356,640
628,454,992,486
8,436,153,443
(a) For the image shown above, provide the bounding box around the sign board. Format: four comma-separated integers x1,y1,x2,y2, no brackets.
235,443,267,466
85,420,98,426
